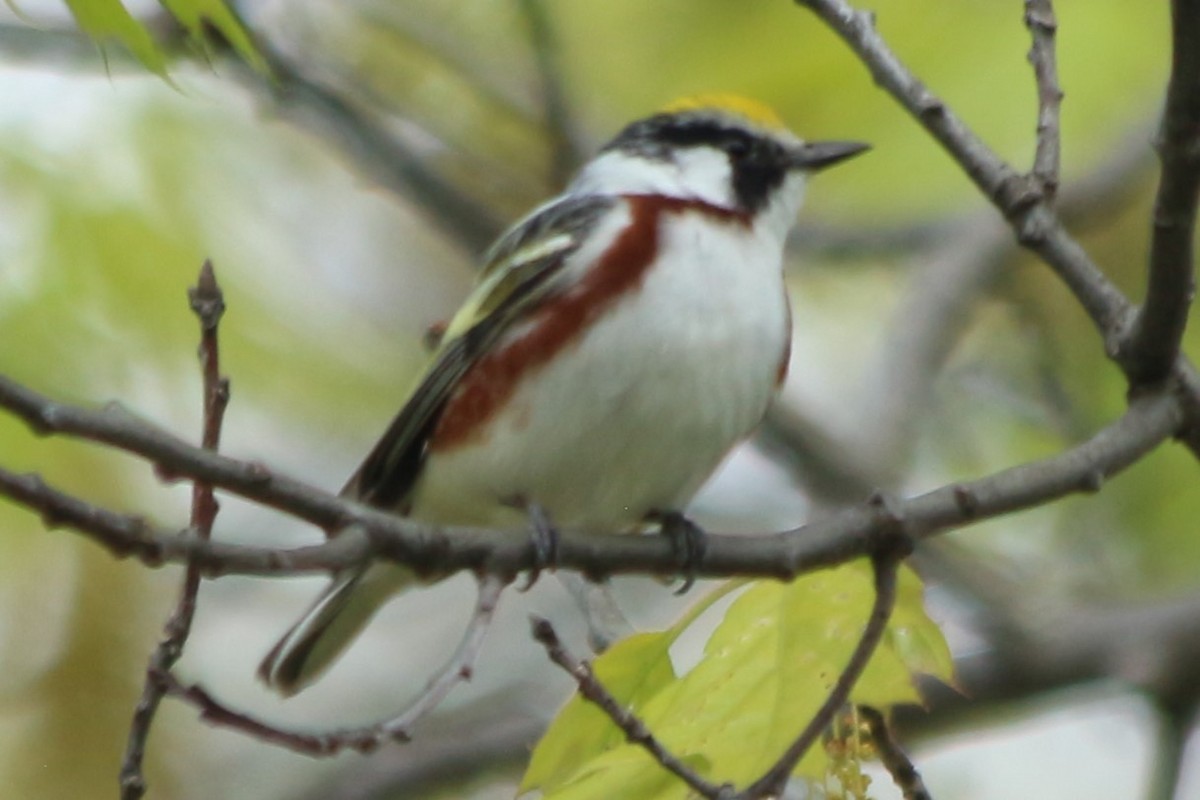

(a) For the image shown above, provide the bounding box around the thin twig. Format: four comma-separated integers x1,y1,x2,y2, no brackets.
858,705,931,800
1024,0,1063,199
792,0,1200,459
295,711,544,800
743,551,901,798
119,261,230,800
164,672,378,754
375,573,508,739
1124,0,1200,385
792,0,1118,324
164,573,507,754
529,616,732,800
0,387,1184,582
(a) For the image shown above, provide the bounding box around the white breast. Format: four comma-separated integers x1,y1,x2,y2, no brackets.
409,194,795,533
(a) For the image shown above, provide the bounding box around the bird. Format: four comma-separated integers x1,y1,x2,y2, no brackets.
259,95,868,695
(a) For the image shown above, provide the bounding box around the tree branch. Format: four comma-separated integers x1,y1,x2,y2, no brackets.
859,705,931,800
1024,0,1063,199
0,377,1182,584
160,572,508,755
1124,0,1200,384
119,261,231,799
793,0,1200,458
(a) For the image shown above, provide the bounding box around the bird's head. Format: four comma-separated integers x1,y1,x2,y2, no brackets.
573,94,868,230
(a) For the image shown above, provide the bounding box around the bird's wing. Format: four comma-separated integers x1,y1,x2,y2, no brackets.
341,193,618,509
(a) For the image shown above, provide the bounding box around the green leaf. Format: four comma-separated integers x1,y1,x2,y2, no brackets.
63,0,168,76
522,631,677,793
538,721,704,800
524,563,953,797
60,0,265,76
522,583,743,793
157,0,266,72
886,565,957,692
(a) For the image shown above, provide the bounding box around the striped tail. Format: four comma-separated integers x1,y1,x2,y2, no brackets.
258,564,411,695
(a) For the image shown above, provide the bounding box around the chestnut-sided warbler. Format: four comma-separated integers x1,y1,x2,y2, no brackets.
259,95,867,694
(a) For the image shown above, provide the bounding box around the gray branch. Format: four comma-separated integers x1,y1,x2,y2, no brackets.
794,0,1200,458
1125,0,1200,384
0,375,1183,583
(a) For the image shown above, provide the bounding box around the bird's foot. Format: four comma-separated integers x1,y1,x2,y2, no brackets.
519,500,559,591
650,510,707,594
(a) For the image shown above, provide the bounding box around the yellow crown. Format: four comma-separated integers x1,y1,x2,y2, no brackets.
660,93,787,132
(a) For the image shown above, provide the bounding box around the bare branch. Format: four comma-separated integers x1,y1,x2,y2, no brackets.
163,573,507,755
297,712,543,800
1024,0,1063,199
859,705,931,800
0,373,356,531
792,0,1200,458
0,382,1184,583
1125,0,1200,384
374,573,508,738
120,261,231,800
793,0,1118,323
162,673,386,755
0,467,370,573
529,616,732,800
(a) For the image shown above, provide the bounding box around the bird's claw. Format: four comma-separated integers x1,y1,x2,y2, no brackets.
520,501,559,591
653,511,707,594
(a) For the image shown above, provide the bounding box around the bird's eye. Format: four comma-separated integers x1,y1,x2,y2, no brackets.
725,137,750,157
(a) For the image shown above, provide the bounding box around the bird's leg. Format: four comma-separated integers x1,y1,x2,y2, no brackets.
506,497,559,591
648,510,708,594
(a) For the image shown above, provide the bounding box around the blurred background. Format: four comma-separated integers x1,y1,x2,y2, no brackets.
0,0,1197,798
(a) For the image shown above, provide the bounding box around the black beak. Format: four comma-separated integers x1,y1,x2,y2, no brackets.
789,140,870,171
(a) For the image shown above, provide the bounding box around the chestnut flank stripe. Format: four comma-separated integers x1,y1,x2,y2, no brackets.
429,195,751,451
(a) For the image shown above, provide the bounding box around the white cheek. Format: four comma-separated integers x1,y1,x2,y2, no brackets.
665,147,737,206
571,149,736,208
